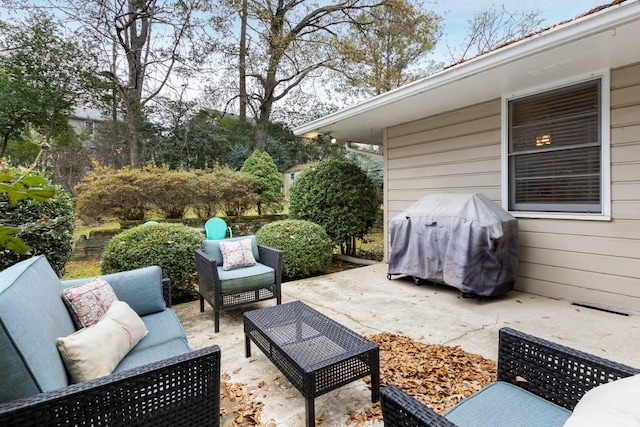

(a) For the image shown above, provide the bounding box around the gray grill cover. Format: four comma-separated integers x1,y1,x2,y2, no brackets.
388,193,519,296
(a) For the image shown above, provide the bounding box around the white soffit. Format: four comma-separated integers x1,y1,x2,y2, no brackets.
293,0,640,145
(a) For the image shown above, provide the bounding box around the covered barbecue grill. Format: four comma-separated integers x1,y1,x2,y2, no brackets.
387,193,519,297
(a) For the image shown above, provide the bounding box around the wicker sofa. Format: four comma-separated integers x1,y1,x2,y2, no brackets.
381,327,640,427
0,255,221,426
195,235,283,332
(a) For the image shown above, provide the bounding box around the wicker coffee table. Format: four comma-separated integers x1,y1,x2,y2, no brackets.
244,300,380,426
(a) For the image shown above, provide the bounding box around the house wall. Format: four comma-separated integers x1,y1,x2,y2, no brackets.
384,62,640,314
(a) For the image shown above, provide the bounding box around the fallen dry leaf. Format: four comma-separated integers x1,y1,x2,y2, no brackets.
347,333,497,426
221,333,497,427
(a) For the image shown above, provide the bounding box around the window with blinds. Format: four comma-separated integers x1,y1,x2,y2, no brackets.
507,79,602,213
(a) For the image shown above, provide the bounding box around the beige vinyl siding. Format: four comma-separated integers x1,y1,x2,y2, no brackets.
385,63,640,313
386,99,502,217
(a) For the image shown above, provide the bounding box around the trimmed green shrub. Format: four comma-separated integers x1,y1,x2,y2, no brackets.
140,165,196,219
212,166,257,217
74,165,198,222
256,219,332,279
101,223,203,303
288,157,381,256
0,166,75,276
241,150,283,215
74,166,148,222
192,169,222,218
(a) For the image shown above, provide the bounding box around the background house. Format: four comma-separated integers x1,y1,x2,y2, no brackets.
294,0,640,314
283,163,312,201
69,106,109,138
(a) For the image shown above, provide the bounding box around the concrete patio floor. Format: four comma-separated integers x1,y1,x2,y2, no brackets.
173,263,640,426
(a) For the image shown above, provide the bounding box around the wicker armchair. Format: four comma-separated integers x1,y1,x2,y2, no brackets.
195,236,283,332
381,327,640,427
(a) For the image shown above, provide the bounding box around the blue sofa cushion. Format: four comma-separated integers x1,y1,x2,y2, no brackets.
62,266,166,317
202,235,260,266
218,263,275,294
135,309,190,352
114,338,192,373
0,256,76,402
444,381,572,427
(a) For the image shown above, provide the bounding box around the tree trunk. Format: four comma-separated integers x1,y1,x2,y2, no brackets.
255,65,277,150
125,94,140,167
0,134,8,158
239,0,248,122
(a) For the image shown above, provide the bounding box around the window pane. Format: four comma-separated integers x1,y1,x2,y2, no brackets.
512,146,601,206
511,83,598,126
508,79,601,213
511,115,598,152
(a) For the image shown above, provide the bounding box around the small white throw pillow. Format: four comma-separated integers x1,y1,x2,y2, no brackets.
219,238,257,271
56,301,148,383
563,374,640,427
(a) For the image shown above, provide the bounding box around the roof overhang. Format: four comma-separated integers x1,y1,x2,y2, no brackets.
293,0,640,145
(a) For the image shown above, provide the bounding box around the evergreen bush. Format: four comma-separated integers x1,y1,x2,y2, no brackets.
256,219,332,279
212,166,257,217
74,166,149,222
0,167,75,276
74,165,198,222
241,150,283,215
288,157,381,256
192,169,222,218
140,165,196,219
101,223,203,302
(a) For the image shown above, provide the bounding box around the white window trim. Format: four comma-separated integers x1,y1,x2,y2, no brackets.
501,70,611,221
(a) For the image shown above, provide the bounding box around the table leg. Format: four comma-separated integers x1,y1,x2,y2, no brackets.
245,333,252,358
371,369,380,403
370,348,380,402
305,397,315,427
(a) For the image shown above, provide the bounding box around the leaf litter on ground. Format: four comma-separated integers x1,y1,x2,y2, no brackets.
220,332,497,426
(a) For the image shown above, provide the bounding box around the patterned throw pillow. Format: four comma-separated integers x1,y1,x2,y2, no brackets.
62,278,119,329
219,238,257,271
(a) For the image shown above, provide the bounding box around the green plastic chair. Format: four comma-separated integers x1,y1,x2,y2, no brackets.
204,217,232,240
143,220,159,226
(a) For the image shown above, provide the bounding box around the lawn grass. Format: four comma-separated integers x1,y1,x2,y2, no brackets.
73,220,120,243
63,259,102,279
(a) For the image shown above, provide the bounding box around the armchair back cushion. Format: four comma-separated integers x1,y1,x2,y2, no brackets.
0,256,76,402
202,235,261,266
62,266,166,317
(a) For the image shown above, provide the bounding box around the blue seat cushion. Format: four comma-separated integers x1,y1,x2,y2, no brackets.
114,338,191,373
218,263,275,294
135,309,188,352
444,381,572,427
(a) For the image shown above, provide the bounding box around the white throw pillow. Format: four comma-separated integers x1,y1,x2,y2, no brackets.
219,238,257,271
563,374,640,427
56,301,148,383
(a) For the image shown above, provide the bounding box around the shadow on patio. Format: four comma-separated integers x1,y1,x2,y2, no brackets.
173,263,640,426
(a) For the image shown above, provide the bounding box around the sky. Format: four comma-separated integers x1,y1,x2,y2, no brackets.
428,0,609,65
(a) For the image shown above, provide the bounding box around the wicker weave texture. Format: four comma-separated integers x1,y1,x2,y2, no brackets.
497,327,640,410
162,278,172,307
0,346,221,427
244,300,379,400
195,243,283,332
381,385,457,427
